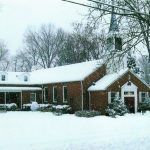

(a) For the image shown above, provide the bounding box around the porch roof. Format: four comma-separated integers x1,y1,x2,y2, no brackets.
0,87,42,92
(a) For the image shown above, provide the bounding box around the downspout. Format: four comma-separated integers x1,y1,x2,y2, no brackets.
89,91,91,110
80,81,84,111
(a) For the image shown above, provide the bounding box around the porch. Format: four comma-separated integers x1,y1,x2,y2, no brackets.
0,87,42,109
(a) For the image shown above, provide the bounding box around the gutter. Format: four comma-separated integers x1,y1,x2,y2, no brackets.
80,81,84,111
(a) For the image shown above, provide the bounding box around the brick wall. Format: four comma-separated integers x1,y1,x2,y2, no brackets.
22,91,42,104
83,64,106,110
45,81,82,111
90,91,108,113
90,71,150,113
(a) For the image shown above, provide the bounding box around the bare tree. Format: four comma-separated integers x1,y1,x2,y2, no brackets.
13,24,66,71
57,23,106,65
0,40,10,71
138,55,150,84
62,0,150,61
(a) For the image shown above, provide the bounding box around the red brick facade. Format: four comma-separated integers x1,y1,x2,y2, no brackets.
0,64,149,113
89,71,150,113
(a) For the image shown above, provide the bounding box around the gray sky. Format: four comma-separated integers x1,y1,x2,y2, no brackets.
0,0,87,55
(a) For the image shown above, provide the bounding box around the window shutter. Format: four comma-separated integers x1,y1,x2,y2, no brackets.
139,92,142,103
108,92,111,104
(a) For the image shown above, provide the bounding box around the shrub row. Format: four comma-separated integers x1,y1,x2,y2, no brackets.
0,103,18,111
23,102,72,115
75,110,100,117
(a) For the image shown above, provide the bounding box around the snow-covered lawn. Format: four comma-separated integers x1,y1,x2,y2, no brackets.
0,112,150,150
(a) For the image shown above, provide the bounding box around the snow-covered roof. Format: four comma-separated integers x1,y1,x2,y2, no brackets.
0,72,30,85
88,69,150,91
88,69,129,91
0,60,103,85
0,87,42,92
30,60,103,84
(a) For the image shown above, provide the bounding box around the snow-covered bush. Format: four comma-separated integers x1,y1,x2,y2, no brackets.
75,110,101,118
139,96,150,113
0,104,7,112
52,105,72,115
30,102,40,111
6,103,18,111
105,97,128,118
23,103,51,111
39,104,52,112
0,103,18,111
23,104,31,111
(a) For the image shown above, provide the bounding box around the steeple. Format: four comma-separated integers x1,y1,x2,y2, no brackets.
107,0,122,51
109,3,119,33
106,0,125,73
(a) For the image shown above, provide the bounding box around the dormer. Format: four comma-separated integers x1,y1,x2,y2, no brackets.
17,72,30,82
24,75,28,82
0,72,8,81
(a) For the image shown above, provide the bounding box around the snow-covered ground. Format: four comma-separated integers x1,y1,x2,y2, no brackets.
0,112,150,150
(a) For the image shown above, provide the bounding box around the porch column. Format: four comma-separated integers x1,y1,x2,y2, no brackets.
135,92,138,113
4,92,6,104
21,91,22,109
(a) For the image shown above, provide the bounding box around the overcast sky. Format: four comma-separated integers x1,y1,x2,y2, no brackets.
0,0,87,55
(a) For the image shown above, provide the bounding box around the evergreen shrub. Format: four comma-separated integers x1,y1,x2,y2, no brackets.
139,96,150,113
105,97,128,118
75,110,101,117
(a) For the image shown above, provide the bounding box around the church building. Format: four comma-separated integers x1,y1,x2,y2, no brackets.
0,6,149,113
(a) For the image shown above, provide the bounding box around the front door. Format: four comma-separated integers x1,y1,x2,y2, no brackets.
124,97,135,113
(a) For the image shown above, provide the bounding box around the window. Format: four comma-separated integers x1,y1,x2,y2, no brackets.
1,75,6,81
30,93,36,102
141,92,148,102
24,76,28,81
115,37,122,50
44,87,48,103
53,86,57,102
63,86,68,102
124,91,134,96
111,92,118,102
127,81,131,86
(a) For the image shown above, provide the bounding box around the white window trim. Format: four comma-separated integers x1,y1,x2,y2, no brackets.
63,86,67,103
108,91,119,104
53,86,57,102
139,91,149,103
124,91,135,97
108,92,111,104
121,81,138,113
30,93,36,102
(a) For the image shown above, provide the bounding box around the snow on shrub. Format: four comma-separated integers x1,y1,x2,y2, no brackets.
30,102,40,111
23,104,31,111
22,103,72,114
0,104,7,112
52,105,72,115
6,103,18,111
75,110,101,118
139,96,150,113
23,103,52,111
105,97,128,118
0,103,18,111
39,104,52,112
